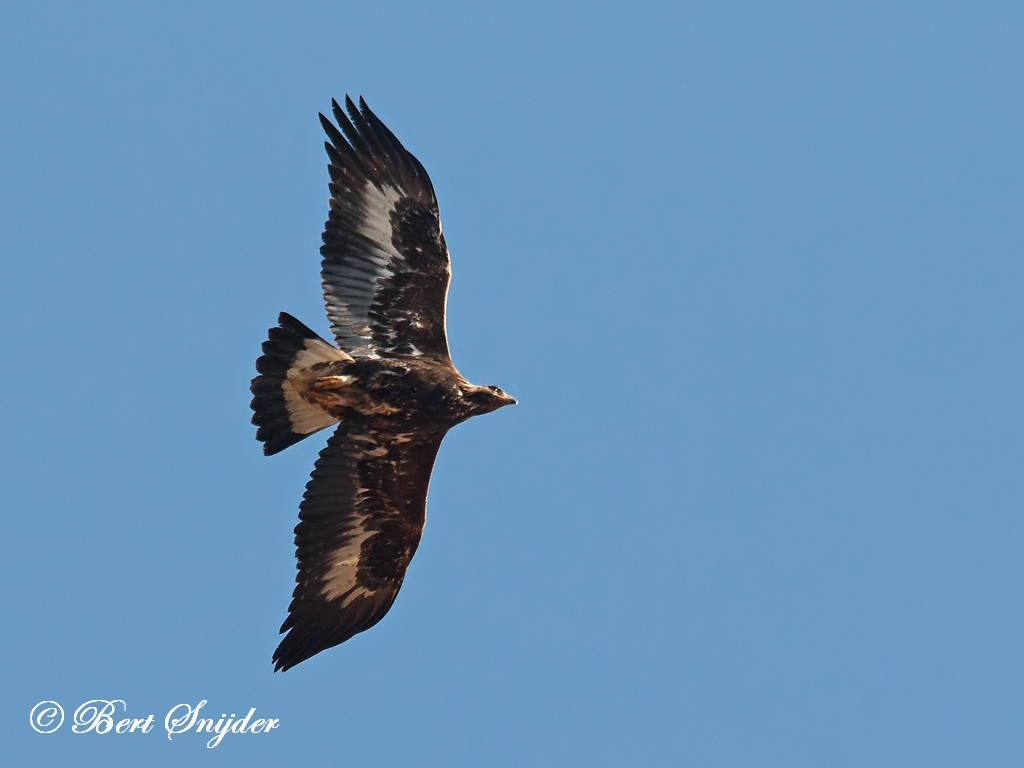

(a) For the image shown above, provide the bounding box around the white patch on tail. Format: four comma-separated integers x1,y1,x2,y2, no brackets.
283,338,352,435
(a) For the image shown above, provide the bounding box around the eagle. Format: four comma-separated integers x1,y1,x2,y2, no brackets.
250,97,515,672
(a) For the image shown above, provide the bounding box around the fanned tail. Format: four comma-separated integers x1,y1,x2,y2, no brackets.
250,313,350,455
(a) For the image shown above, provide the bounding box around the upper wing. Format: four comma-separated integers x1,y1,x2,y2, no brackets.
319,96,451,361
273,422,444,672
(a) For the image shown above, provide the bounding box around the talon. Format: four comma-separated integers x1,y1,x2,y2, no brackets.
313,375,350,390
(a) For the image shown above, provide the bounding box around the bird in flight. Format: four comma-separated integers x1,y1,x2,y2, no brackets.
250,97,515,672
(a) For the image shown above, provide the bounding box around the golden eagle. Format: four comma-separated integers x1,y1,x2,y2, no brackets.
250,97,515,671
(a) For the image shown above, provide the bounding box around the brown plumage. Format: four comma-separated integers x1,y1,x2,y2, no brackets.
250,97,514,671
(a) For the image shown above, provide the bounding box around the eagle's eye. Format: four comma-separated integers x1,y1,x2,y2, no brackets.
488,386,501,394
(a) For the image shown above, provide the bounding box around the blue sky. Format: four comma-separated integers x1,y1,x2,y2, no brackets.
1,1,1022,765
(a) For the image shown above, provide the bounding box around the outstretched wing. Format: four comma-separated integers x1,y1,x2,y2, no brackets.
319,96,451,361
273,422,444,671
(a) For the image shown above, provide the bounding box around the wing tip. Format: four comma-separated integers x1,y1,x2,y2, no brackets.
319,95,435,197
271,623,330,673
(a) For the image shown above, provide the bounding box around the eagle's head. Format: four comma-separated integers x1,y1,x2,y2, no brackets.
460,383,517,418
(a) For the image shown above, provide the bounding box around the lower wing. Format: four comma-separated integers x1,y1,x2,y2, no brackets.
273,422,444,671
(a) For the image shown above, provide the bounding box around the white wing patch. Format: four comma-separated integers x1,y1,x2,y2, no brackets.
319,436,398,606
321,517,374,605
322,182,404,359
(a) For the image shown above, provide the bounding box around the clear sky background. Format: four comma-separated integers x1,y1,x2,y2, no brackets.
2,1,1022,765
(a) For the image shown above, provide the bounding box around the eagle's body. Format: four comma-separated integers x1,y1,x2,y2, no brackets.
304,356,506,431
250,97,513,671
